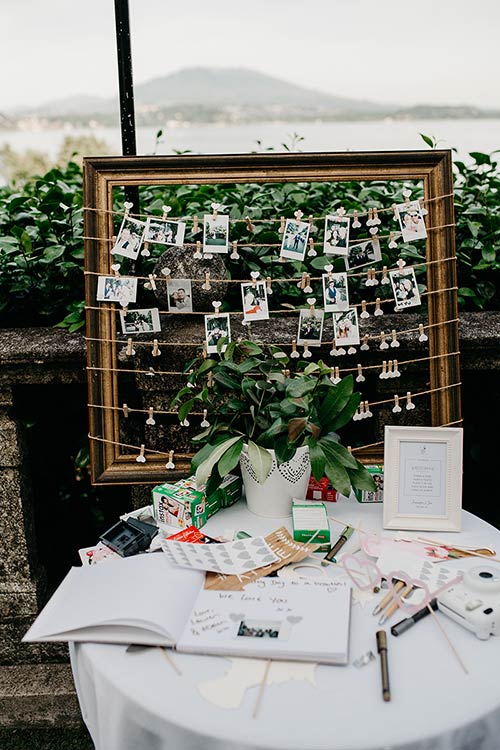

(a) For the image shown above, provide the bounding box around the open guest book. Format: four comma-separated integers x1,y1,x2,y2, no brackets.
23,553,352,665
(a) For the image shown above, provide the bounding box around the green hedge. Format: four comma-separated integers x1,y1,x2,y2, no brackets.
0,148,499,329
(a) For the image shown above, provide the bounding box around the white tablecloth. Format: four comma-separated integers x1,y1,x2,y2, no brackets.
70,500,500,750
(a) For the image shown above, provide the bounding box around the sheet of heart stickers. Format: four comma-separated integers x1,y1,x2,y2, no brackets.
161,536,280,574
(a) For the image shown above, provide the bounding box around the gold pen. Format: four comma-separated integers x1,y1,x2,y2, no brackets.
376,630,391,702
372,579,405,616
378,584,413,625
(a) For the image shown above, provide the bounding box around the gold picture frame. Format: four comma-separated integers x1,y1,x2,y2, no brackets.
84,151,460,485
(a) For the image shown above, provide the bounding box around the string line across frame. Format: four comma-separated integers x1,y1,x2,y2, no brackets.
84,151,460,485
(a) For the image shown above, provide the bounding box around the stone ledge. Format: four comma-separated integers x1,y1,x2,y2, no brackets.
0,664,81,728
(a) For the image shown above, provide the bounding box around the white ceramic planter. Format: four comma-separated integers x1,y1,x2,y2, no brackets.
239,444,311,518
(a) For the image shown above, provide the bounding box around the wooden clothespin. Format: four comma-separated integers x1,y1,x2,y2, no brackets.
202,342,207,359
406,391,415,410
379,332,389,350
211,202,220,219
303,274,312,294
418,323,428,342
308,238,316,257
381,266,390,284
201,409,210,428
162,205,172,220
141,241,150,258
146,407,156,426
390,329,400,348
356,364,365,383
193,215,199,234
402,188,412,206
136,444,146,463
245,216,254,232
148,274,157,291
336,206,346,218
122,403,130,418
194,240,203,259
166,450,175,470
266,277,273,295
212,301,221,316
374,298,383,316
123,201,133,218
294,209,304,223
126,338,135,357
152,339,161,357
393,360,401,377
324,264,333,281
388,232,398,250
366,208,374,227
364,401,373,418
303,343,311,358
279,216,286,234
360,335,370,351
360,300,369,319
290,339,299,358
298,272,307,290
250,271,260,288
352,210,361,228
396,258,406,272
387,360,394,378
111,262,121,277
307,297,316,316
230,240,240,260
202,272,211,291
161,267,172,281
379,361,388,379
207,371,214,388
392,395,402,413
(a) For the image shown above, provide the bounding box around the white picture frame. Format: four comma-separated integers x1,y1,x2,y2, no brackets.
383,426,463,532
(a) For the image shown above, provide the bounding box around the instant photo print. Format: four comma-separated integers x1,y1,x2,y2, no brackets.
297,309,324,346
323,215,350,256
345,239,381,270
96,275,138,307
205,313,231,354
167,279,193,313
396,200,427,243
322,272,349,312
145,217,186,247
203,214,229,253
111,217,145,260
241,281,269,322
119,308,161,334
333,307,360,346
280,219,310,261
390,268,422,310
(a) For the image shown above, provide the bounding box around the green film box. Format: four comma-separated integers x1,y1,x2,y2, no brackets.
354,465,384,503
177,473,242,518
291,501,330,552
152,483,207,530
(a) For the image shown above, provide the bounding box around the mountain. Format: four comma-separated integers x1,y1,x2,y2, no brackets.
15,67,381,117
133,67,381,112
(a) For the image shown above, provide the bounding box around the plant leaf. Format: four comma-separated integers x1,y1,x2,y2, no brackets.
286,378,316,398
178,399,194,423
324,459,351,497
328,392,362,431
347,463,377,492
217,438,244,477
318,436,358,469
247,439,273,483
308,440,326,481
195,436,243,486
288,417,307,442
197,358,218,374
319,375,354,427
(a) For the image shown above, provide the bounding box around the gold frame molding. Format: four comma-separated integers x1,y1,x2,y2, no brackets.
84,151,460,485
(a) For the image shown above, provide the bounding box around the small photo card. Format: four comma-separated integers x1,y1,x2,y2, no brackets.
323,215,350,256
297,309,325,347
145,217,186,247
390,268,421,310
280,219,310,261
241,281,269,322
205,313,231,354
322,272,349,312
203,214,229,253
345,239,381,271
396,200,427,243
111,217,145,260
167,279,193,313
119,307,161,334
333,307,360,347
96,275,138,307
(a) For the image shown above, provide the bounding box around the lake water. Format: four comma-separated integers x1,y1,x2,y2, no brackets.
1,118,499,160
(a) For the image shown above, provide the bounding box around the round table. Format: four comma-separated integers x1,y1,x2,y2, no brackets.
70,499,500,750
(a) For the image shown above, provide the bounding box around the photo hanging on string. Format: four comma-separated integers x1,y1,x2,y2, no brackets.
167,279,193,313
144,217,186,247
241,281,270,322
119,307,161,334
280,219,310,261
322,272,350,312
96,275,138,306
323,215,350,256
203,214,229,253
390,268,422,310
110,217,146,260
395,200,427,243
345,239,382,270
205,313,231,354
333,307,360,347
297,309,325,346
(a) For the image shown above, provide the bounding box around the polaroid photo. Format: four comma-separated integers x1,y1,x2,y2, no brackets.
119,307,161,334
241,281,269,322
111,217,145,260
167,279,193,313
145,217,186,247
345,239,382,271
297,309,325,347
280,219,310,262
205,313,231,354
203,214,229,253
322,272,349,313
96,275,138,307
323,215,350,256
396,200,427,243
333,307,360,347
235,619,289,640
390,268,422,310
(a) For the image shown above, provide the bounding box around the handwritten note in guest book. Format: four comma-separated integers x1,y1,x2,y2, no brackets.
23,552,351,664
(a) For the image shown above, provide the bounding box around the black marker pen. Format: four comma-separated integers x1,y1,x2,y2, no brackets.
391,598,438,637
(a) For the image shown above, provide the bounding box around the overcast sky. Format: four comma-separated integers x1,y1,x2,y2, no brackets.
2,0,499,110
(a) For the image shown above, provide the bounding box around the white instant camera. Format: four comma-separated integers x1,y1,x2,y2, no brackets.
437,565,500,640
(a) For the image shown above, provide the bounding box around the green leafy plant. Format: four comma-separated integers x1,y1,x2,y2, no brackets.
171,339,376,498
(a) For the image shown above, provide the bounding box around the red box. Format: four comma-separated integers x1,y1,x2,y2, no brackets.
306,477,337,502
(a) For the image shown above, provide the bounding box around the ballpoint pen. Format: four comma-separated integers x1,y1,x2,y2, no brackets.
322,525,354,565
391,598,438,636
372,580,405,616
378,583,413,625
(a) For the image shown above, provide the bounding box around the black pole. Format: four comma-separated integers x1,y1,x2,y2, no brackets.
114,0,140,211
